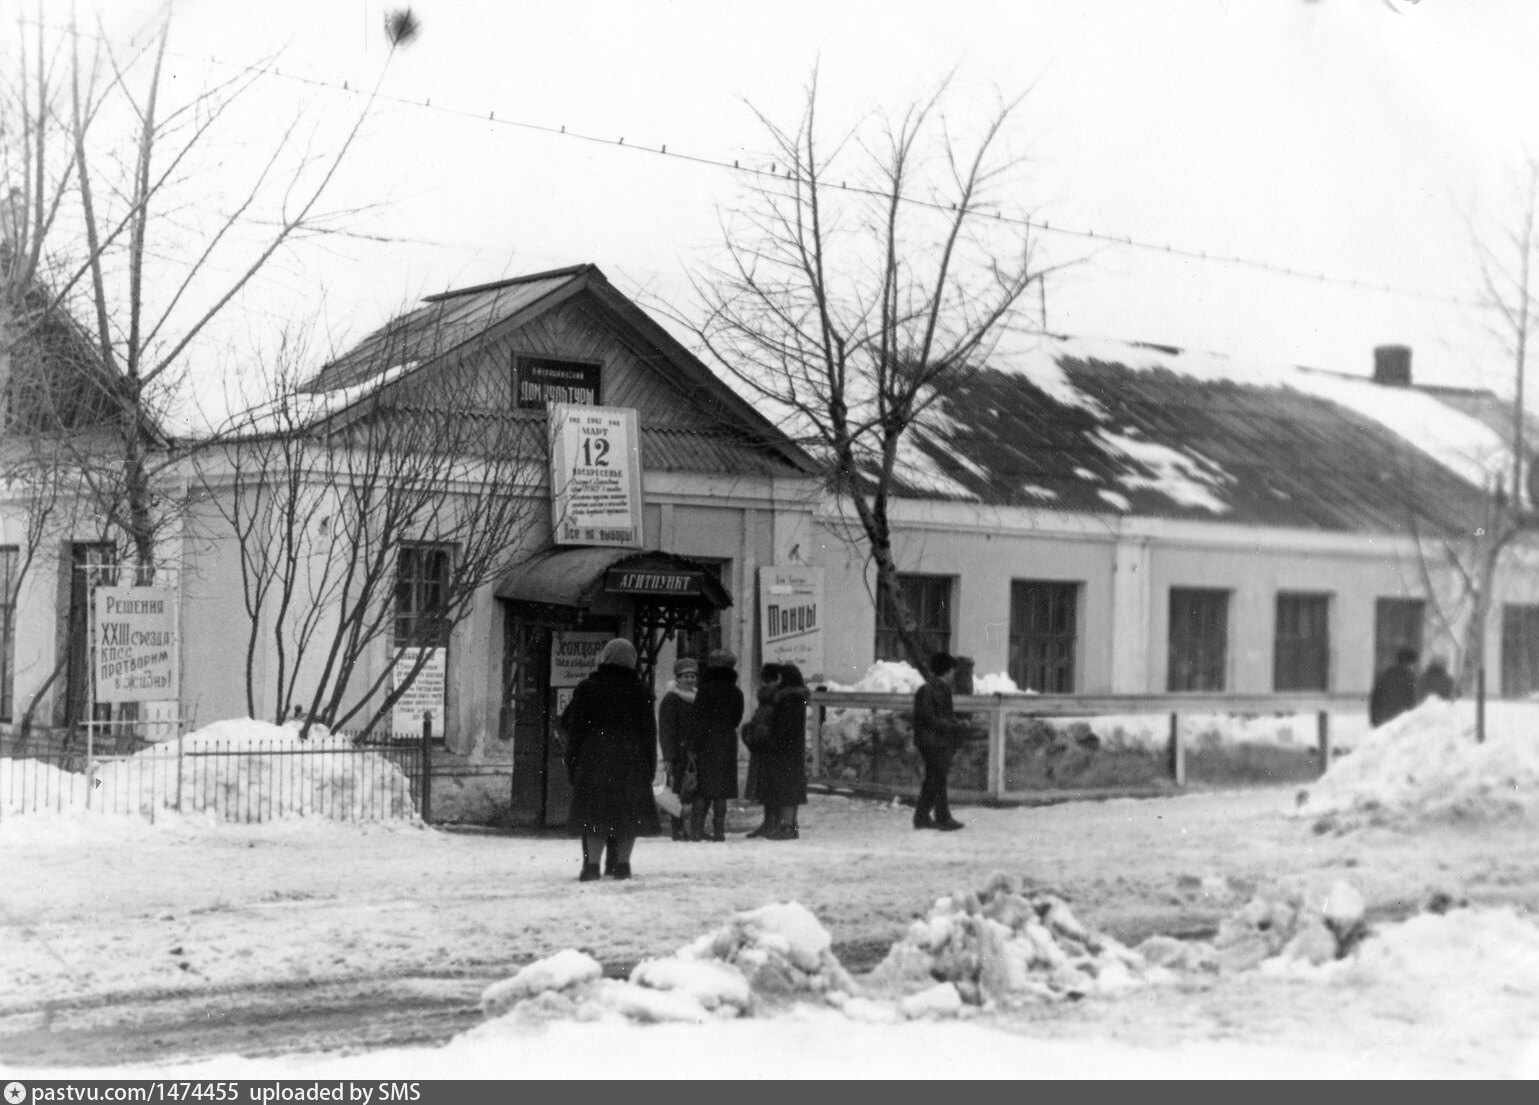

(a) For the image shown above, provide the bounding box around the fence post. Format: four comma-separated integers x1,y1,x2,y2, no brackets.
1316,710,1331,776
1168,713,1185,787
176,726,185,813
987,696,1006,802
420,711,433,823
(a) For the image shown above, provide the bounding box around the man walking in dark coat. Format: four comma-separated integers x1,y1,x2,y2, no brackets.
1369,647,1420,728
912,651,972,831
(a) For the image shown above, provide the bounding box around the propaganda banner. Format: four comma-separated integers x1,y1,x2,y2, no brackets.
548,403,644,547
93,585,179,703
391,647,447,736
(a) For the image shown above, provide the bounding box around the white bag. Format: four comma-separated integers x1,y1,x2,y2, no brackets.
653,781,683,818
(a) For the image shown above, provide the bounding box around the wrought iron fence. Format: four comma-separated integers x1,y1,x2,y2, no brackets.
0,728,426,824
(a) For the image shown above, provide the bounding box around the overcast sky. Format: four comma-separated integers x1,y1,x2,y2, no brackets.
48,0,1539,403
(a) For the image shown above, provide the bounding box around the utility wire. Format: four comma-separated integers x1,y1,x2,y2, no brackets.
25,17,1488,309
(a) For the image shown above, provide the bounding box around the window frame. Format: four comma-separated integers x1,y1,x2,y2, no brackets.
1273,591,1332,692
1008,579,1079,693
1167,586,1230,692
873,573,955,663
394,543,455,648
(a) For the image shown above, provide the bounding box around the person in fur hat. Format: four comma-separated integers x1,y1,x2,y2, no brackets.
657,656,699,840
686,649,745,841
560,638,661,881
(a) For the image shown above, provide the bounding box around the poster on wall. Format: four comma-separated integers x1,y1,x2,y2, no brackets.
758,565,824,679
551,631,612,722
93,585,179,703
548,403,644,547
391,647,446,736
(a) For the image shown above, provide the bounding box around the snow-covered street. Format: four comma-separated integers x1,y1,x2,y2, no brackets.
3,698,1538,1078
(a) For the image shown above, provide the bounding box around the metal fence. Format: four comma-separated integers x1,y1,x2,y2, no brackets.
0,729,427,824
808,690,1368,803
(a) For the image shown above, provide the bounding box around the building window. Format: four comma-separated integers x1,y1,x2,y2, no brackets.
1168,588,1229,692
874,574,953,663
1,547,16,722
1009,580,1078,692
1501,604,1539,697
1274,592,1331,691
676,563,728,664
395,545,453,646
1374,598,1425,677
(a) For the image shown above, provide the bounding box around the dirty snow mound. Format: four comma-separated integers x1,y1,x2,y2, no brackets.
1297,699,1539,830
863,872,1155,1009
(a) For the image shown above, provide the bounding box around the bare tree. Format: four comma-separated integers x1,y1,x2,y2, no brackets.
199,317,545,738
681,73,1053,672
1,6,418,577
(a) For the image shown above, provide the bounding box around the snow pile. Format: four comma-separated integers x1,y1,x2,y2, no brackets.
861,872,1153,1010
89,718,418,822
474,901,856,1029
1298,698,1539,831
1139,879,1368,974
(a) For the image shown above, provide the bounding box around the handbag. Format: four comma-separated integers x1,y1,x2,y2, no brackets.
679,753,700,804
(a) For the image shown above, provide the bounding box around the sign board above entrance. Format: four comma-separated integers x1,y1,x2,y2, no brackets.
516,355,601,409
548,403,644,548
604,567,706,597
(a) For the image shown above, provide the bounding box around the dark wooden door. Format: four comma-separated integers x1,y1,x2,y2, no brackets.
502,621,552,827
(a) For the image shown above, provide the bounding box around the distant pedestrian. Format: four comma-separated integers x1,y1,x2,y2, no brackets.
1368,646,1420,728
912,651,972,831
741,663,782,838
687,649,745,841
657,657,698,841
1416,656,1456,704
560,638,660,881
756,661,809,840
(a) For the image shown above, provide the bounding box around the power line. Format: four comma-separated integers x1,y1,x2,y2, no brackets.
22,17,1489,309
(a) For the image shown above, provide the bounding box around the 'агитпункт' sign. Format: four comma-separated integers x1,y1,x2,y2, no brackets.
94,585,179,703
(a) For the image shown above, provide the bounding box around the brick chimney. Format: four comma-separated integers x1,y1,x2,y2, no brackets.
1373,344,1412,387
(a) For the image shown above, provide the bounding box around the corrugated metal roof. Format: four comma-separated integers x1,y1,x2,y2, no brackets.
892,341,1493,536
301,270,583,393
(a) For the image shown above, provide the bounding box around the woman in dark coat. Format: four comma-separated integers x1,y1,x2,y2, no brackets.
560,638,661,881
741,663,782,838
657,657,699,841
687,649,745,841
756,661,809,840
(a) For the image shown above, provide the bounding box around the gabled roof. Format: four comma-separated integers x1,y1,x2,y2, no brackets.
891,335,1514,536
295,264,815,478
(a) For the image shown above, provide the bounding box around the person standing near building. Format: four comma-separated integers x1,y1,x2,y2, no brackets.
687,649,745,842
1417,655,1455,703
741,663,782,838
561,638,660,881
757,661,809,840
657,657,698,841
912,651,970,831
1368,646,1420,728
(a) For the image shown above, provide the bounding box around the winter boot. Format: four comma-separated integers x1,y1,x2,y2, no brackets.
578,863,601,882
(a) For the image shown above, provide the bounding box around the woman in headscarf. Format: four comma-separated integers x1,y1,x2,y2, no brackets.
560,638,661,880
740,663,782,837
657,656,699,841
686,649,745,841
755,661,809,840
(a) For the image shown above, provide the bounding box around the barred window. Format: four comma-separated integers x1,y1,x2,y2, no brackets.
1501,604,1539,697
1274,592,1331,692
1009,580,1078,693
1168,588,1229,692
874,574,953,663
395,545,453,646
